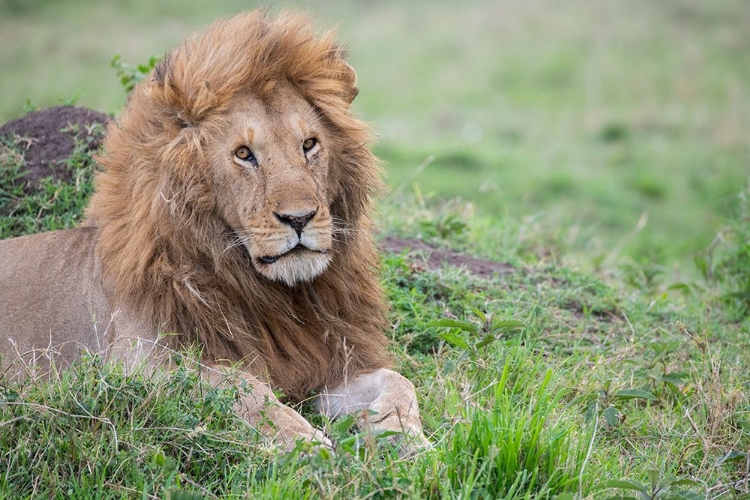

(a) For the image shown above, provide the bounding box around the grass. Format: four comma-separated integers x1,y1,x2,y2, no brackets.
0,352,584,498
1,0,750,498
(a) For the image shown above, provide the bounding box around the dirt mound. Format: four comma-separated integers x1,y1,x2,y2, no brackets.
380,236,513,279
0,106,108,191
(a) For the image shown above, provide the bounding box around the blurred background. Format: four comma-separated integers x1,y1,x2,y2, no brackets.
1,0,748,275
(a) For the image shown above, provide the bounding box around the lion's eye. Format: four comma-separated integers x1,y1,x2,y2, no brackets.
302,137,318,153
235,146,257,165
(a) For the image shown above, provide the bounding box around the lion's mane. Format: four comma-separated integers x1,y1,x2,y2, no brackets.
85,10,390,400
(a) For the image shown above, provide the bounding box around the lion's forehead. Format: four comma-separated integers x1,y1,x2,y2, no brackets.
225,90,316,146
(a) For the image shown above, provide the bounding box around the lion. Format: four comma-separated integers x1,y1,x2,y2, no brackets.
0,10,428,452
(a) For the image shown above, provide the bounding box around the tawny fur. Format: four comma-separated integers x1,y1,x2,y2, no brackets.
83,10,391,401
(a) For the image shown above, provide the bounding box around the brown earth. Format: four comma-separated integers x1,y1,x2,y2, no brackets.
0,105,108,192
380,236,513,278
1,106,512,277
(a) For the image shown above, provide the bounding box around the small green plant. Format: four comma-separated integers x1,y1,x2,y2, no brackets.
623,339,689,399
587,379,659,429
585,335,694,430
602,470,700,500
59,89,83,107
428,308,530,361
407,184,471,241
22,98,37,114
418,206,469,240
111,54,162,93
619,258,667,295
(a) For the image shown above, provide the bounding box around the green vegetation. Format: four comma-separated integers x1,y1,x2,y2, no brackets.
1,0,749,498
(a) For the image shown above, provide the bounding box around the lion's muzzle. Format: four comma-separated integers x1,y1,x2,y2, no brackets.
248,204,333,286
274,209,317,236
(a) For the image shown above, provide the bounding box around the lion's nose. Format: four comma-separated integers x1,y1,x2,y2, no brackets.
274,209,317,236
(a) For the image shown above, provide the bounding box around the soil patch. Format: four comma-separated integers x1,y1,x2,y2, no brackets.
380,236,513,279
0,106,108,192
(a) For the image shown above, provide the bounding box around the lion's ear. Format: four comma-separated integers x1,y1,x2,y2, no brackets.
148,52,208,127
149,51,186,117
151,53,172,85
339,62,359,106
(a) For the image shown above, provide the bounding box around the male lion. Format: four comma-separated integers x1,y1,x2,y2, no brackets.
0,10,427,451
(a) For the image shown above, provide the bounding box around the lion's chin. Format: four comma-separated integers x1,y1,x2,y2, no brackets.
252,249,331,286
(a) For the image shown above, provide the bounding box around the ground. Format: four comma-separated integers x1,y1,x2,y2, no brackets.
0,105,107,192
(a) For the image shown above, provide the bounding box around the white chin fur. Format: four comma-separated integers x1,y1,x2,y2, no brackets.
255,252,331,286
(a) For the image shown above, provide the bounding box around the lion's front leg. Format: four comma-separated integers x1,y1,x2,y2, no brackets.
202,366,332,451
108,314,329,451
317,368,429,453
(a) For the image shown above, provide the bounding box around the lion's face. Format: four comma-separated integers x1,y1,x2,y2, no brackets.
206,84,335,286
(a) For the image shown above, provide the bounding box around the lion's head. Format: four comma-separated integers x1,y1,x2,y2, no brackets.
85,10,390,397
90,10,377,286
193,83,339,286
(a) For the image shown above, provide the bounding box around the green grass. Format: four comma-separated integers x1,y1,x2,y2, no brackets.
0,352,586,498
2,1,750,498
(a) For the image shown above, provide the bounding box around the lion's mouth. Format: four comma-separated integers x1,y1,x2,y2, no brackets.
258,244,326,265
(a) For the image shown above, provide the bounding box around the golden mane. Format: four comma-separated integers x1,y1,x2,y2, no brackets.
85,10,390,400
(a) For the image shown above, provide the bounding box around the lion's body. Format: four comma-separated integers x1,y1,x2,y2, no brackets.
0,10,426,450
0,228,108,372
0,225,388,400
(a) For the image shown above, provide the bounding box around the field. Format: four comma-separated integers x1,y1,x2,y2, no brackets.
1,0,749,498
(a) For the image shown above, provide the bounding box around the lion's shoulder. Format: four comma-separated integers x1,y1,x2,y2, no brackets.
0,227,111,373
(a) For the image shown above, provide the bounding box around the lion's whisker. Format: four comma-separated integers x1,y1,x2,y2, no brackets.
330,216,354,243
222,231,248,254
